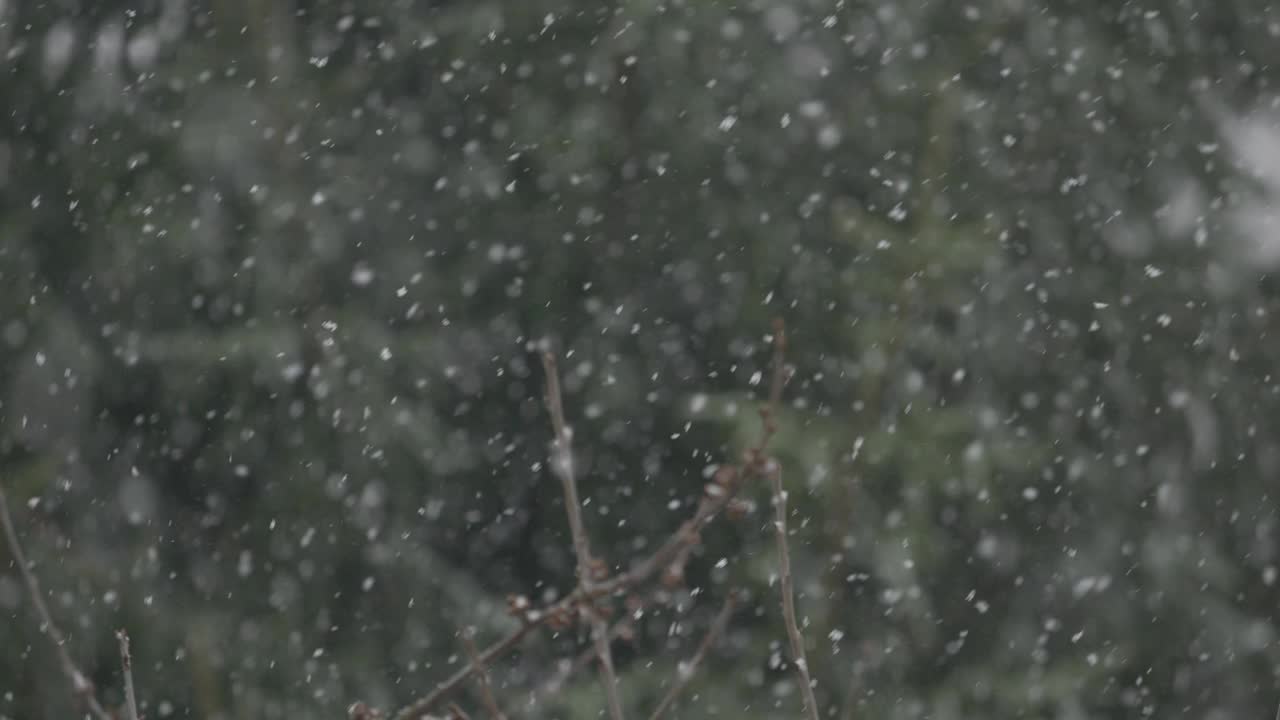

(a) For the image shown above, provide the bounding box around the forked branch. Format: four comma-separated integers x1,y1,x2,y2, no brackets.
540,350,626,720
460,626,507,720
394,323,792,719
392,623,536,720
7,324,806,720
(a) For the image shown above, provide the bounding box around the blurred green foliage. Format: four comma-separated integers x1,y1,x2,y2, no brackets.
3,1,1280,718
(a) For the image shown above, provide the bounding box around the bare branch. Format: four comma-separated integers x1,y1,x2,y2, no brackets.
116,630,140,720
0,487,113,720
531,619,635,706
395,325,790,719
459,626,507,720
393,623,535,720
769,463,820,720
540,351,626,720
588,614,625,720
540,352,595,585
647,591,737,720
597,320,791,601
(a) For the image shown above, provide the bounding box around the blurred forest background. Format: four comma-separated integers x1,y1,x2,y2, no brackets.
4,0,1280,718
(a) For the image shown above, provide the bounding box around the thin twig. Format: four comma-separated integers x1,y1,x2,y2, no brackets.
769,463,820,720
540,352,594,583
459,626,507,720
0,487,113,720
540,351,626,720
116,630,141,720
597,320,791,600
532,620,635,705
395,521,740,720
393,623,535,720
766,319,788,411
647,591,738,720
531,585,685,710
588,600,625,720
394,325,791,719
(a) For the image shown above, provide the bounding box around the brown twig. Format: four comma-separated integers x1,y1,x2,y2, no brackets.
116,630,141,720
540,352,594,583
393,623,535,720
531,583,710,711
769,463,820,720
460,626,507,720
540,351,626,720
395,501,743,720
532,619,635,705
596,321,791,600
0,487,113,720
647,591,738,720
393,324,791,719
